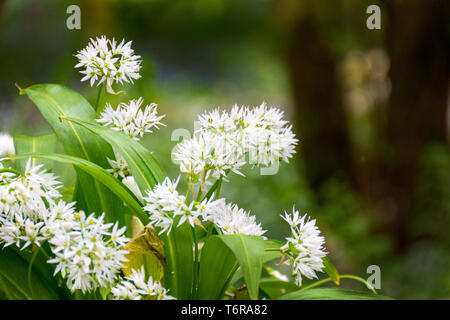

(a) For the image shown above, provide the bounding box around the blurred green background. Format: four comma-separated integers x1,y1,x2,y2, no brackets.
0,0,449,299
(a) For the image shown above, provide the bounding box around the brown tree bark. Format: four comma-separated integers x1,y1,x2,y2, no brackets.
378,0,449,252
285,6,355,192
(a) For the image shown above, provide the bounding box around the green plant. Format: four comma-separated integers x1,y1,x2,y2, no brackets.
0,36,389,300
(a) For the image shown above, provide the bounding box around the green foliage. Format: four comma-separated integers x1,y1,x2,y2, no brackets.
0,247,60,300
13,134,57,172
161,222,194,299
218,235,266,299
21,84,127,225
323,257,340,285
0,84,390,300
259,278,299,299
196,235,237,299
277,288,392,300
12,153,147,223
60,116,166,193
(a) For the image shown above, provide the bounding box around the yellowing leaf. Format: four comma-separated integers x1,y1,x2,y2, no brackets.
122,226,167,281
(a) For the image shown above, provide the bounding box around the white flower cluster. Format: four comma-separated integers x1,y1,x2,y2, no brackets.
143,177,265,236
173,131,246,185
143,177,192,234
173,102,298,185
75,36,141,93
97,97,165,141
0,133,15,157
203,199,266,237
111,267,175,300
48,211,128,293
0,160,129,293
281,208,327,286
0,160,62,249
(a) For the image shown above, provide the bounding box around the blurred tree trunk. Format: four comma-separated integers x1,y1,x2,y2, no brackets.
81,0,115,36
283,3,356,192
378,0,449,252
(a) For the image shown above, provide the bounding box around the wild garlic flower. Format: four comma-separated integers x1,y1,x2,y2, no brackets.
0,198,74,251
122,176,143,202
204,199,266,237
173,102,297,186
0,214,46,250
0,160,130,294
280,208,326,286
75,36,142,94
105,154,143,201
0,160,61,217
47,211,129,293
0,160,62,249
143,177,266,236
173,131,245,185
0,133,15,157
143,177,198,234
111,267,175,300
97,98,165,141
107,155,131,179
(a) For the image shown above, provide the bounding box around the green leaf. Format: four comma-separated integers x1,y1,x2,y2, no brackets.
0,274,29,300
0,247,60,300
231,239,283,284
21,84,127,225
12,153,147,223
196,235,238,299
323,257,340,285
259,278,299,299
219,235,266,300
59,115,166,193
13,134,57,172
160,223,194,300
277,288,392,300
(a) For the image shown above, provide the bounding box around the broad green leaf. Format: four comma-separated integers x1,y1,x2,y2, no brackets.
323,257,340,285
0,274,29,300
0,247,60,300
21,84,127,225
160,223,194,299
196,235,238,299
231,239,283,284
122,226,166,282
277,288,392,300
13,134,57,172
13,244,71,300
59,116,166,193
219,235,266,300
259,278,299,299
12,153,147,223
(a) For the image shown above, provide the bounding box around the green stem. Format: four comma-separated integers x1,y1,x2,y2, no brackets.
27,246,41,296
301,274,377,294
265,248,282,252
206,222,213,238
195,186,202,202
214,177,222,200
185,183,192,201
39,246,50,259
0,168,22,176
191,226,199,299
94,83,104,113
202,173,227,202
